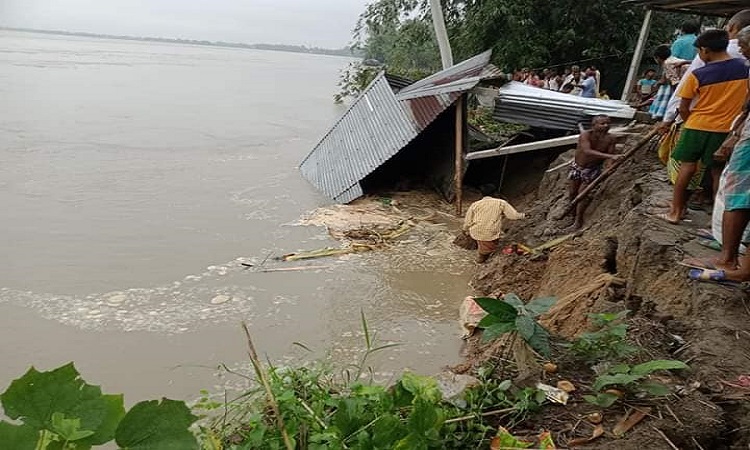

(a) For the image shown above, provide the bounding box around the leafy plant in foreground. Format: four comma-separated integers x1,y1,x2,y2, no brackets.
0,363,198,449
475,294,556,356
584,360,689,408
566,311,638,364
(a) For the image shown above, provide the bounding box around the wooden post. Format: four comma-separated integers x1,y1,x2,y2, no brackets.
621,9,653,101
455,96,464,216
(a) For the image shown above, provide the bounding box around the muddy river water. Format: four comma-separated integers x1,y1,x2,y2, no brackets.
0,30,472,402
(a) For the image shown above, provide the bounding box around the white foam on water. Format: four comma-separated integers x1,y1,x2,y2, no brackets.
0,258,284,334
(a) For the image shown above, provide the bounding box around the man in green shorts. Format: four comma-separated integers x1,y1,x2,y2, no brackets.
660,29,749,224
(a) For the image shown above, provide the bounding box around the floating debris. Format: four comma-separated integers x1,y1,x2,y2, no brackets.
211,295,231,305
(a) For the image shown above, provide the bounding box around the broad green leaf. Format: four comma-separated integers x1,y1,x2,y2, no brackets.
482,322,516,342
51,412,95,441
372,414,407,448
0,421,38,450
526,325,551,357
502,294,524,308
0,362,120,440
608,364,631,375
497,380,512,391
593,374,642,391
477,314,504,328
631,360,689,376
525,297,556,316
115,398,198,449
474,297,518,321
515,316,536,340
395,432,428,450
638,382,671,397
82,394,125,445
398,372,442,404
333,398,369,437
408,398,444,435
583,393,619,408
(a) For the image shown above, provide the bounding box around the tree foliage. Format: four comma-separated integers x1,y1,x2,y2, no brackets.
340,0,688,99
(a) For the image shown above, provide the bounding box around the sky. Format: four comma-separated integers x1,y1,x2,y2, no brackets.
0,0,371,48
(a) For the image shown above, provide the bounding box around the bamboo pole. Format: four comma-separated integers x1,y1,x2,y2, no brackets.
429,0,453,69
621,9,653,101
562,127,659,217
455,96,464,216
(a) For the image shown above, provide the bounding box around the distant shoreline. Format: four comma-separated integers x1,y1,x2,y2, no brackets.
0,26,363,58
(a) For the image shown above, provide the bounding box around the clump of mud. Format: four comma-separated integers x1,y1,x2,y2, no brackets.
462,127,750,449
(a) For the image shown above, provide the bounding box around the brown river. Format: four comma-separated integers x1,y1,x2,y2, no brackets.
0,30,472,403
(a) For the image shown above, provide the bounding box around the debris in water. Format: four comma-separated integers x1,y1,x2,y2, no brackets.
281,244,374,262
211,295,231,305
106,293,127,304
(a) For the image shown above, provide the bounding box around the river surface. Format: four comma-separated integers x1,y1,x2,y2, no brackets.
0,30,471,403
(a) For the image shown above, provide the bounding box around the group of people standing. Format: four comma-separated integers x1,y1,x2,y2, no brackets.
514,65,602,98
649,9,750,284
463,9,750,286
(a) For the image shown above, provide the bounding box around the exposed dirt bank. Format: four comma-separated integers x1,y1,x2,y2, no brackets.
461,127,750,449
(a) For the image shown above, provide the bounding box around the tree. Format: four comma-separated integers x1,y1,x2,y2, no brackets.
338,0,687,100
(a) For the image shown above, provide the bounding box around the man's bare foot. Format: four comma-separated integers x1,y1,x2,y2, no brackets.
652,212,681,224
680,256,738,271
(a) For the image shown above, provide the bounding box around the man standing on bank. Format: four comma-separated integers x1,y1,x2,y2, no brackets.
463,186,526,263
568,115,621,230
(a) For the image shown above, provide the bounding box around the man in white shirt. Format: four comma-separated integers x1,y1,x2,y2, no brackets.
658,9,750,132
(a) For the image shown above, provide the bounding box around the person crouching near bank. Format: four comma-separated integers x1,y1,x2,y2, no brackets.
463,185,526,263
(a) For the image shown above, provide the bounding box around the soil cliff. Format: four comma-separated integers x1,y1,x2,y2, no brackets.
463,127,750,449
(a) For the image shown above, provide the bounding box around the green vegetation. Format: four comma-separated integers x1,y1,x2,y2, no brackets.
475,294,555,356
198,364,546,449
566,311,638,364
467,107,529,142
339,0,690,100
0,309,691,449
196,315,546,449
584,359,689,407
0,363,198,449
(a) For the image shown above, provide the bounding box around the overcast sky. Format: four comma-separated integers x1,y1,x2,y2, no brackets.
0,0,371,48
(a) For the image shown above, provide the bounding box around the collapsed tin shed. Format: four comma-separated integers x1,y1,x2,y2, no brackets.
299,50,498,207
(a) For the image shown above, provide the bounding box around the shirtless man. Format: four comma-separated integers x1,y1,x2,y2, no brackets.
568,115,622,229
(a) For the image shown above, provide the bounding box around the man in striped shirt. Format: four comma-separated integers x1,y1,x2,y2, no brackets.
463,186,526,263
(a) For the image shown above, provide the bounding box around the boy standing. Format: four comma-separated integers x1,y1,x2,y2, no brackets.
659,29,749,224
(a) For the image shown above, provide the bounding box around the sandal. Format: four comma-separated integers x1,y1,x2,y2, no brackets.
687,228,714,240
696,238,722,252
688,268,744,287
679,257,737,270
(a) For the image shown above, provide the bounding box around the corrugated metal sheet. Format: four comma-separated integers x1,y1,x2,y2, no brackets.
493,81,636,131
301,51,494,203
623,0,743,16
300,74,418,203
384,73,414,92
